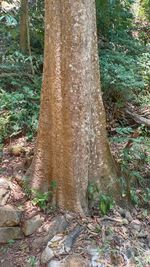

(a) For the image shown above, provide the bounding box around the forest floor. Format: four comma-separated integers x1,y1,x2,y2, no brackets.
0,132,150,267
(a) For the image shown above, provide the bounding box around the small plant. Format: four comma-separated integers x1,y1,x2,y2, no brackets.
99,194,115,215
31,180,57,210
27,256,37,267
7,239,15,246
31,190,50,210
88,182,115,215
94,225,102,233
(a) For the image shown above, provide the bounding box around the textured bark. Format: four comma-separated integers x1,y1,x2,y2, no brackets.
30,0,120,213
20,0,28,54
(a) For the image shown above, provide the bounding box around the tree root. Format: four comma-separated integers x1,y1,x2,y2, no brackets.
125,105,150,128
64,225,84,252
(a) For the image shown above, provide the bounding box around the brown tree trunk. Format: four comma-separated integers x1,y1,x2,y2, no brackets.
20,0,28,54
30,0,120,213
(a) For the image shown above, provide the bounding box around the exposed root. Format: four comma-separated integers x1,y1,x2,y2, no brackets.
125,105,150,128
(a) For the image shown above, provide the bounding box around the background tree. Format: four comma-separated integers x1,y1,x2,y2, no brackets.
29,0,120,213
20,0,28,54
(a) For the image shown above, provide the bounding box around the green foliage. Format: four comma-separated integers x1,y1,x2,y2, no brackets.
0,1,44,145
0,9,19,54
31,181,57,210
140,0,150,21
0,14,17,26
27,256,37,267
96,0,150,105
96,0,134,37
31,191,50,210
88,183,115,215
99,194,115,215
111,126,149,206
0,78,40,143
0,0,44,55
100,32,150,105
29,0,44,53
7,239,15,246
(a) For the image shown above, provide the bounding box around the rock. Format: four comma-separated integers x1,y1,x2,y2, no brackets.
47,255,89,267
41,234,64,264
32,215,69,249
118,207,125,217
0,205,22,227
0,227,23,243
65,255,89,267
87,245,99,256
41,244,54,264
22,214,44,236
122,218,129,225
126,248,134,259
0,178,11,205
87,246,103,267
42,226,84,265
119,209,133,222
130,220,142,232
47,260,63,267
125,211,133,222
137,230,148,238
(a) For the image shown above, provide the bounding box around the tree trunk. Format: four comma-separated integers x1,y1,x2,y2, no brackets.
20,0,28,54
30,0,120,213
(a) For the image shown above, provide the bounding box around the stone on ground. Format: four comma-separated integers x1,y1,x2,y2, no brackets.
41,243,54,264
47,255,89,267
41,234,65,264
87,245,104,267
47,261,62,267
22,214,44,236
0,205,22,227
0,227,23,243
65,255,89,267
0,178,11,205
32,215,69,249
41,227,84,264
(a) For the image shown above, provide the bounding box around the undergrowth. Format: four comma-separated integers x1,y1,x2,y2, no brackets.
0,76,41,144
111,125,150,207
100,32,150,106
